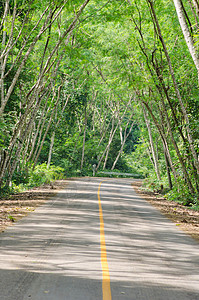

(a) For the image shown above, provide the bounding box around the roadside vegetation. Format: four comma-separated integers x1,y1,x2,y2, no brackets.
0,0,198,209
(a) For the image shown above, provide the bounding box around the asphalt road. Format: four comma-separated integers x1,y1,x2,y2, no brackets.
0,178,199,300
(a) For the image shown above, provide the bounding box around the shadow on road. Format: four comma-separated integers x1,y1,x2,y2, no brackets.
0,178,198,299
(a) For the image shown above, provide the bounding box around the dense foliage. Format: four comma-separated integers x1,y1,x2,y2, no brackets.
0,0,198,207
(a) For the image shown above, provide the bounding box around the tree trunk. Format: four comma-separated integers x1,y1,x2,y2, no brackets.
163,145,173,190
103,118,115,170
111,117,135,170
143,99,195,196
192,0,199,18
98,115,114,147
187,0,199,27
81,107,87,170
32,87,61,169
0,89,46,185
28,96,49,162
31,100,51,163
0,0,91,115
142,104,161,181
97,118,118,171
135,91,177,184
46,94,70,168
6,111,37,185
47,131,55,168
147,0,199,177
173,0,199,80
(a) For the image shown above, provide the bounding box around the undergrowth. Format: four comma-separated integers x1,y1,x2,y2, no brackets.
0,163,65,195
142,175,199,211
27,163,64,187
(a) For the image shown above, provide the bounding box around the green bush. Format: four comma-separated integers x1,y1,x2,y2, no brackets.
165,177,199,207
12,167,29,185
28,163,64,187
0,184,12,198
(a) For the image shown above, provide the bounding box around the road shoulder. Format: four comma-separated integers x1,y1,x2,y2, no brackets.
0,180,67,234
131,180,199,242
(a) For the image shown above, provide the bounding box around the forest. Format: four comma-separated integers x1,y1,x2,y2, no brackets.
0,0,199,208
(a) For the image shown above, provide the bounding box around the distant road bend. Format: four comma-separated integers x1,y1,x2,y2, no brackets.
0,178,199,300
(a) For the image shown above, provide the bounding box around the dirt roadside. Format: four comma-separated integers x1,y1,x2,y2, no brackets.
0,180,66,233
131,180,199,242
0,179,199,242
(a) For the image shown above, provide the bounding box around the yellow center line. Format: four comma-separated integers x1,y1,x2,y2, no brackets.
98,181,112,300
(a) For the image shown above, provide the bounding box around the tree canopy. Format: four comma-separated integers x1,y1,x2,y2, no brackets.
0,0,199,207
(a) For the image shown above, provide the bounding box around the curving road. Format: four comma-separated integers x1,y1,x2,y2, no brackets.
0,178,199,300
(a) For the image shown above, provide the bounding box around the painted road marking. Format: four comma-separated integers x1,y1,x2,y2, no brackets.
98,181,112,300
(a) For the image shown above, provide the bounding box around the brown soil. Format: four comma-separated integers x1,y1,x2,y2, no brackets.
0,181,65,233
131,180,199,242
1,180,199,243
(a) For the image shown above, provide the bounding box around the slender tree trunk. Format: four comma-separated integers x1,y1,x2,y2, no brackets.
98,115,114,147
173,0,199,80
3,86,57,184
6,84,50,174
150,37,199,189
0,8,53,115
46,94,70,168
0,0,91,186
135,91,177,184
47,131,55,168
111,117,135,170
0,0,91,115
0,89,45,184
158,105,174,190
119,125,123,145
192,0,199,18
187,0,199,27
32,87,61,169
6,111,38,184
21,127,33,166
146,144,156,167
142,104,161,181
91,90,98,131
143,99,195,196
97,118,118,171
103,118,115,170
0,0,9,108
148,0,199,176
163,144,173,190
27,96,50,162
81,106,87,170
30,100,51,163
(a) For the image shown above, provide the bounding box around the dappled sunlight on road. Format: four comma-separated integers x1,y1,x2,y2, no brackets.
0,178,199,300
100,180,199,287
